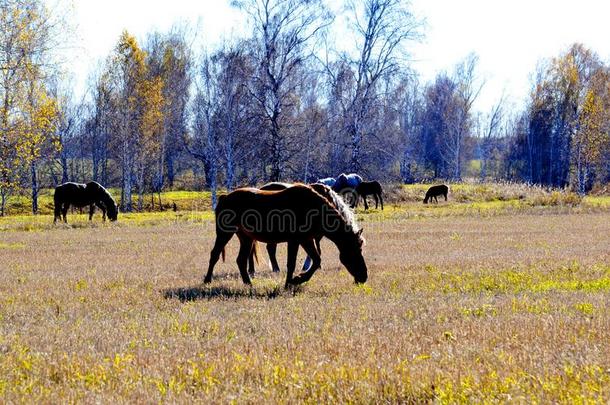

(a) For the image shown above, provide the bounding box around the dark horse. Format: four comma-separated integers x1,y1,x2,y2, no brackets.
355,181,383,210
54,182,119,223
204,184,367,288
248,182,355,275
423,184,449,204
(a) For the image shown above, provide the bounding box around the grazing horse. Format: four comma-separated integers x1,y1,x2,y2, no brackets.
249,182,356,275
54,182,119,223
355,181,384,210
204,184,367,287
423,184,449,204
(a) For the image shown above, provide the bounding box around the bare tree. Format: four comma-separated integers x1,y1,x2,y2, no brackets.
341,0,421,172
233,0,332,181
441,54,483,180
479,95,505,180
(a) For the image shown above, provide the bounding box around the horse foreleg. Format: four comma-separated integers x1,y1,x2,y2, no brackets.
285,241,299,288
236,234,253,285
266,243,281,273
204,231,233,284
363,195,369,210
89,204,95,220
94,202,107,221
293,239,322,285
303,236,323,270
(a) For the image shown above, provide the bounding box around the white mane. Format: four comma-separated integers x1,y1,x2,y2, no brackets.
324,187,359,233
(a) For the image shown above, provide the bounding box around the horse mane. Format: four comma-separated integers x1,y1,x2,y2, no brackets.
96,184,118,214
311,183,359,233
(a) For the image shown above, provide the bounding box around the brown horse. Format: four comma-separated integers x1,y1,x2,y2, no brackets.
355,180,383,210
54,181,118,223
248,182,354,275
204,184,367,287
423,184,449,204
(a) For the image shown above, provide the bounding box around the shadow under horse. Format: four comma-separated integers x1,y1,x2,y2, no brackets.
54,181,119,223
204,184,367,288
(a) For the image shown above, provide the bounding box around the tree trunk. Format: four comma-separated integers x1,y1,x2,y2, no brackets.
270,118,283,182
61,153,69,184
31,161,38,214
0,191,6,217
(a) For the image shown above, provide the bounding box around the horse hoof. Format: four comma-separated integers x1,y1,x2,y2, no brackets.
203,277,212,284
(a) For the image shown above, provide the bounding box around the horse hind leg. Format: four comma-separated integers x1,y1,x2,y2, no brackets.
267,243,281,273
62,204,69,223
378,192,384,210
204,230,233,284
236,233,253,285
89,204,95,221
54,203,61,224
248,248,256,276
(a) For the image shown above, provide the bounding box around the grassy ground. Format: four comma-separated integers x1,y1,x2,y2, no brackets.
0,185,610,403
1,192,609,402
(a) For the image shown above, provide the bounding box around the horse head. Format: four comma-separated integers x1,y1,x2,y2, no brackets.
338,228,367,283
106,201,119,221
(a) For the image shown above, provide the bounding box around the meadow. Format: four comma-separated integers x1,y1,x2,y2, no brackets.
1,184,609,402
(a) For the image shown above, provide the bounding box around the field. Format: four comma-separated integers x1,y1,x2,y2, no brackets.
1,185,610,402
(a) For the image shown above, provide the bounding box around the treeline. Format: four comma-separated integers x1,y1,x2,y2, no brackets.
1,0,609,215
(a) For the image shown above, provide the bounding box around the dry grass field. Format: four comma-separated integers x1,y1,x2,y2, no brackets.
1,193,610,402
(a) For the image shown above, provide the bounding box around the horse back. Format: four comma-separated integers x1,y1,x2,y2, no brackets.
54,182,93,207
426,184,449,196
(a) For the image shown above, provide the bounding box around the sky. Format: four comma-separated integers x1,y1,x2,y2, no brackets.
65,0,610,113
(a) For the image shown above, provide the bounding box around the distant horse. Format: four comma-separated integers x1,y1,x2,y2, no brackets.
204,184,367,287
317,177,336,188
355,181,383,210
249,182,356,275
423,184,449,204
333,173,363,192
54,181,118,223
332,173,363,207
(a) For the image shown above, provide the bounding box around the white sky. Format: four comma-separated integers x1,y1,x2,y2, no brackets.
65,0,610,113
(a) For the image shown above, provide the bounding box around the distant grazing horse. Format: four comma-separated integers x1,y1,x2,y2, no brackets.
204,184,367,287
54,181,118,223
355,181,383,210
249,182,356,275
423,184,449,204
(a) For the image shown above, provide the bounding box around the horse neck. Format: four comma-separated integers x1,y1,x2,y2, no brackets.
98,191,114,208
322,219,355,252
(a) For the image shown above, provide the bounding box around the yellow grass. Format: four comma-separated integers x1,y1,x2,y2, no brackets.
1,200,609,402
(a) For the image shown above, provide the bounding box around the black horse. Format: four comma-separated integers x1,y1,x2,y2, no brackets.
355,181,383,210
54,182,119,223
423,184,449,204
